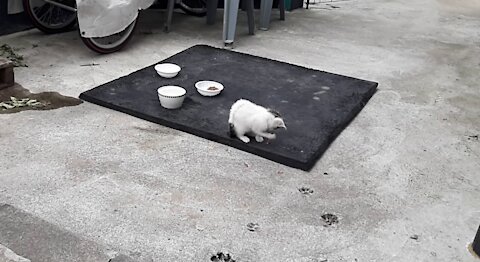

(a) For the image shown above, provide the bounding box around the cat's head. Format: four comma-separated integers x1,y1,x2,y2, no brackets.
268,109,287,130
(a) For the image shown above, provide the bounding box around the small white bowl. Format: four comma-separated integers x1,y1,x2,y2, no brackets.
154,63,181,78
157,86,186,109
195,80,224,97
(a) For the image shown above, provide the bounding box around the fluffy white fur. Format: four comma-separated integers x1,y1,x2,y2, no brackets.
228,99,286,143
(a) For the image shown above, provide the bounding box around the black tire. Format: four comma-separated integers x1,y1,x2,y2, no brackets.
81,18,137,54
22,0,77,34
177,0,208,17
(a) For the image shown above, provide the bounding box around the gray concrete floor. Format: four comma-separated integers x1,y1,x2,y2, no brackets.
1,0,479,261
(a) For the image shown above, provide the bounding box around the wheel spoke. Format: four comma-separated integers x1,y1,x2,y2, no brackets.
34,4,48,20
52,5,59,24
46,6,54,25
38,5,53,23
28,0,77,31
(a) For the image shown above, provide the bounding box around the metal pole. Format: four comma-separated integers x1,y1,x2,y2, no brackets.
44,0,77,12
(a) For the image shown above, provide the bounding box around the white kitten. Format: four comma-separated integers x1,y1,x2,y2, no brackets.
228,99,286,143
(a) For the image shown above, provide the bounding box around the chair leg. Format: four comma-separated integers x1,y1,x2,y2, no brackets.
279,0,285,21
206,0,219,25
164,0,175,32
306,0,310,9
259,0,273,30
246,0,255,35
223,0,240,46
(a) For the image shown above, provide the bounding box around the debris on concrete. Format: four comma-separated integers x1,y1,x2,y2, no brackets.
80,63,100,67
107,254,136,262
410,234,419,241
299,187,314,195
0,44,27,67
0,97,45,109
0,83,82,114
210,252,235,262
321,213,339,227
246,222,259,232
467,135,478,141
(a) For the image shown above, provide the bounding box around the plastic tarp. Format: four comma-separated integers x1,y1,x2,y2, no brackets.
9,0,154,37
77,0,155,38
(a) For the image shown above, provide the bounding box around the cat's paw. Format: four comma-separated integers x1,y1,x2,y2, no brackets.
255,135,264,143
239,136,250,143
267,133,276,140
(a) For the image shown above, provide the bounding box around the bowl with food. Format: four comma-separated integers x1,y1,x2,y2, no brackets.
195,80,224,97
154,63,181,78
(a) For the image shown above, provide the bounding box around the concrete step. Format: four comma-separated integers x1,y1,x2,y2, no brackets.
0,243,30,262
0,204,135,262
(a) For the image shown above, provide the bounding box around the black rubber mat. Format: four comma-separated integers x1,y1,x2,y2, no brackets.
80,45,377,170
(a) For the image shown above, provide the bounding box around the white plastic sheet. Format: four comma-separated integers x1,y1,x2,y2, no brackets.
77,0,155,38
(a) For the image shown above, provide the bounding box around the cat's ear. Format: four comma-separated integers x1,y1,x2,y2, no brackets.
273,118,287,129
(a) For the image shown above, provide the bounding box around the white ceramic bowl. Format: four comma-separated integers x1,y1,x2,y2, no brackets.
157,86,186,109
195,81,224,97
154,63,181,78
